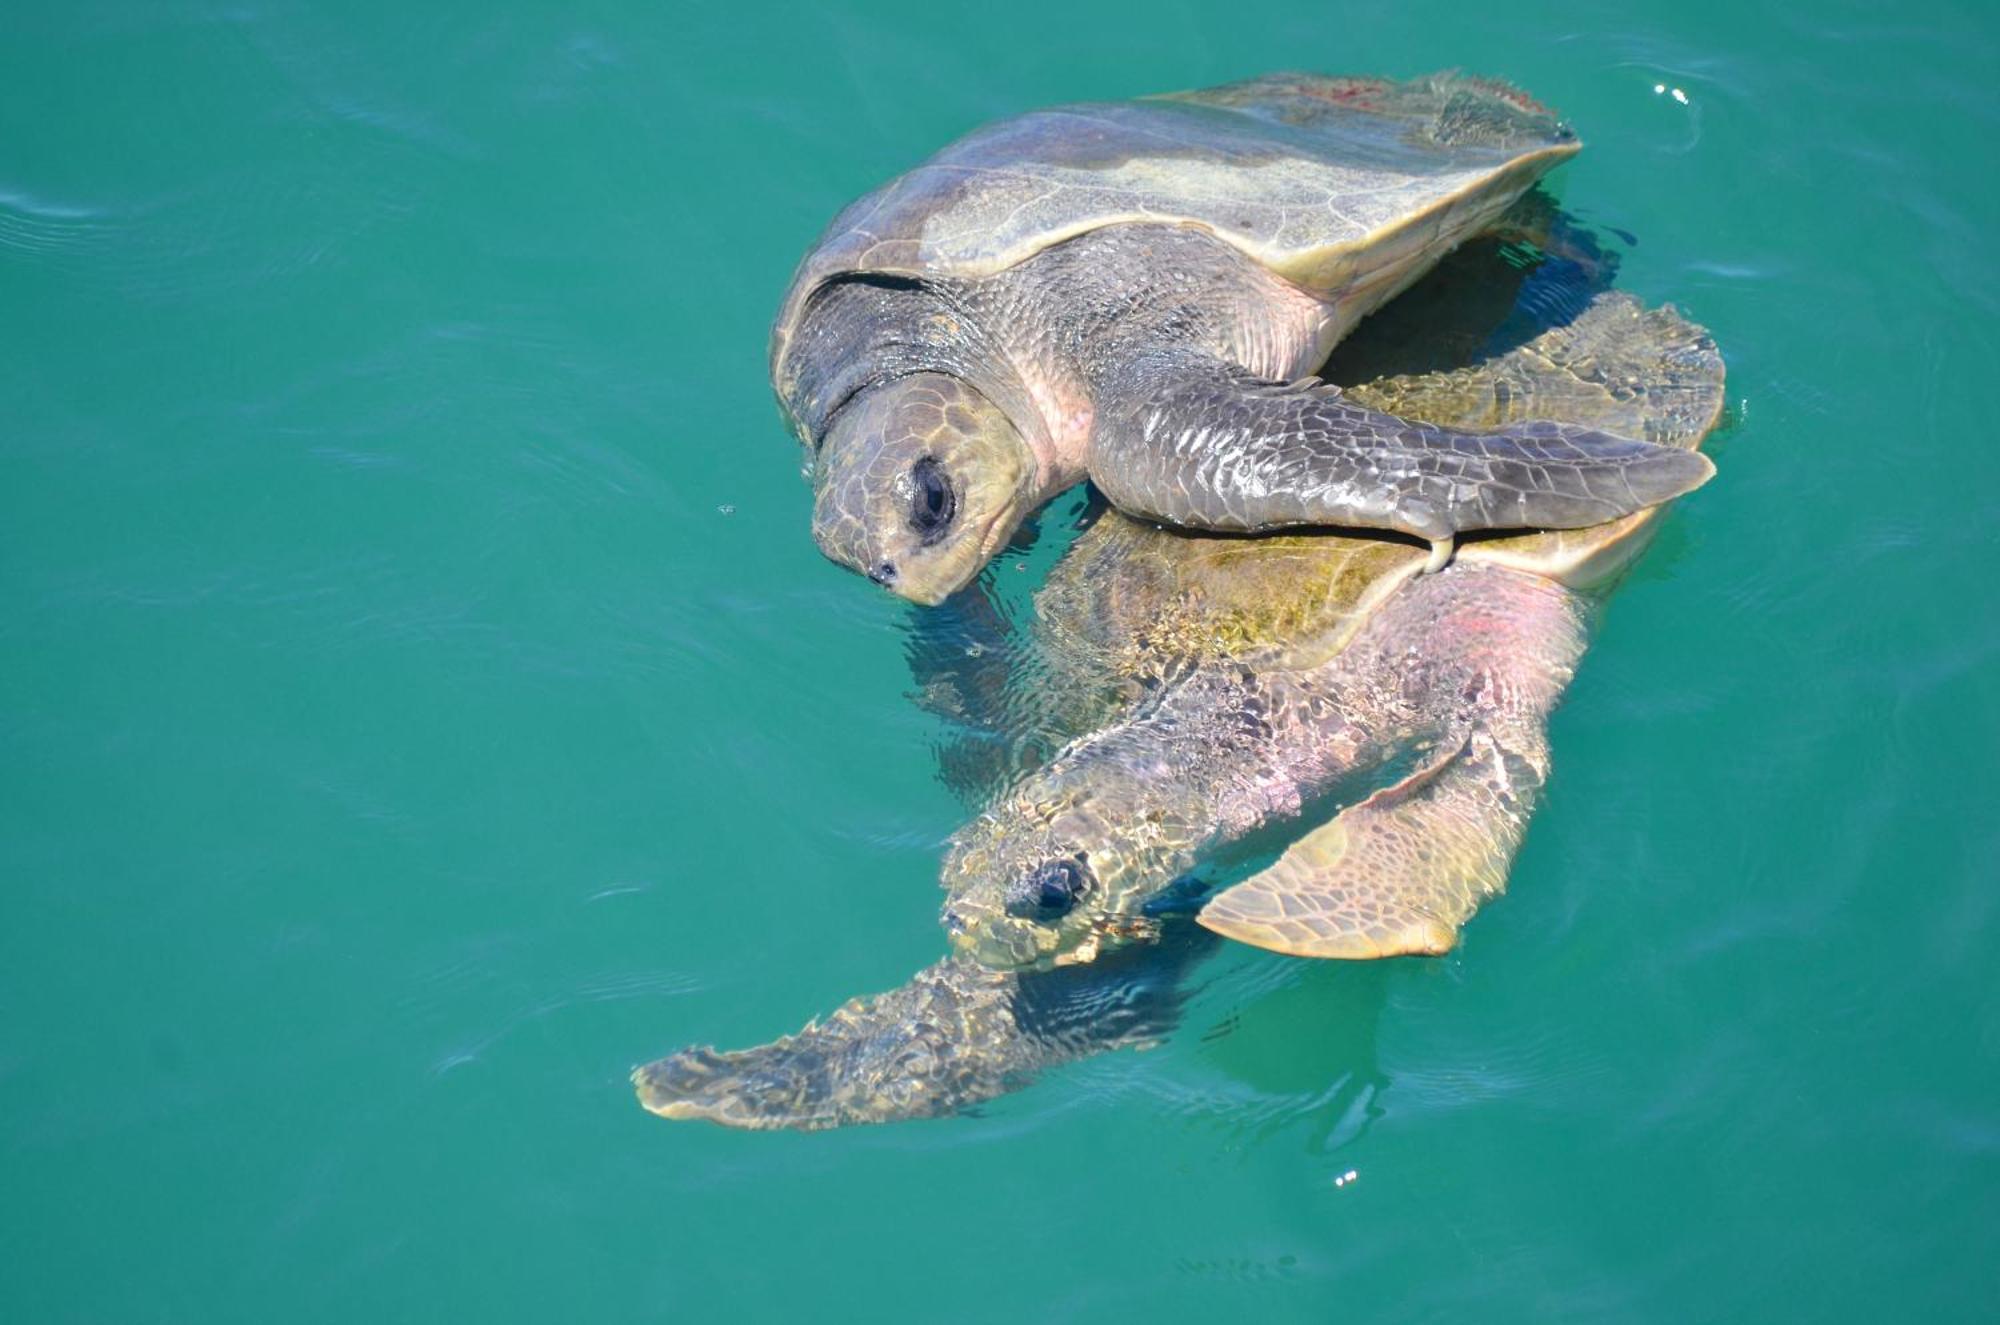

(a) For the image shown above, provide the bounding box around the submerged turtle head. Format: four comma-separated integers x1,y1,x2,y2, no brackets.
812,374,1036,606
940,772,1206,970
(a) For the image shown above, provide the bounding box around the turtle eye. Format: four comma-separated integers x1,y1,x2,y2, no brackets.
909,457,956,538
1006,858,1087,920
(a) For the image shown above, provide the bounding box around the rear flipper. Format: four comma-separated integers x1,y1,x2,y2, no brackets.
1197,730,1545,958
636,931,1214,1130
1343,292,1727,448
1087,347,1714,565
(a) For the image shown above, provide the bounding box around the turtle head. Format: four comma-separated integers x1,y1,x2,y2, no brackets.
812,374,1036,606
939,776,1193,970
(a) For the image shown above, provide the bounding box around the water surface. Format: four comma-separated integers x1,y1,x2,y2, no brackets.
3,1,1996,1320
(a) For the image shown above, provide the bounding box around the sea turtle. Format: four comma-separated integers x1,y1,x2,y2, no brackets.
941,290,1725,968
637,275,1725,1128
773,71,1714,603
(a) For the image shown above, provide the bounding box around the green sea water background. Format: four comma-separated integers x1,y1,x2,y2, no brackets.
4,1,1996,1320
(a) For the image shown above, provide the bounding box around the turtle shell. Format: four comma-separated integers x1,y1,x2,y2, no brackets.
1032,293,1725,683
770,72,1579,391
1034,519,1424,687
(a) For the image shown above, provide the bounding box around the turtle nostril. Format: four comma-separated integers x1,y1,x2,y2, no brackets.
868,561,898,586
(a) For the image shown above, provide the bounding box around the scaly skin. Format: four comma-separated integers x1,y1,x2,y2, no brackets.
636,933,1217,1130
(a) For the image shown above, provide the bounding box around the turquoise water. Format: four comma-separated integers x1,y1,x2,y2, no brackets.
4,1,1996,1319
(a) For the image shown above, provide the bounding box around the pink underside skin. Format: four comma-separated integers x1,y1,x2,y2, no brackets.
1259,563,1586,831
1020,374,1094,494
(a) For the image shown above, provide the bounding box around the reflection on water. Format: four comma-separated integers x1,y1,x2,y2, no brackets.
1183,954,1393,1155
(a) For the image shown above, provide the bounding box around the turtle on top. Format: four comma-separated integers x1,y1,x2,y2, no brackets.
771,71,1714,604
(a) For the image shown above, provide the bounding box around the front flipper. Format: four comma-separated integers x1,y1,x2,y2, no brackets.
636,931,1214,1130
1087,348,1714,561
636,956,1029,1130
1197,724,1548,960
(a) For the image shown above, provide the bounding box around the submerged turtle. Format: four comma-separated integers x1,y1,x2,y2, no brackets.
942,290,1725,967
773,71,1713,604
637,276,1725,1128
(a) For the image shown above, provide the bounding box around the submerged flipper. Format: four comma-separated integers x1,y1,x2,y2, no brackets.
1344,293,1726,448
1087,347,1714,555
636,930,1214,1130
635,957,1026,1130
1197,726,1547,959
